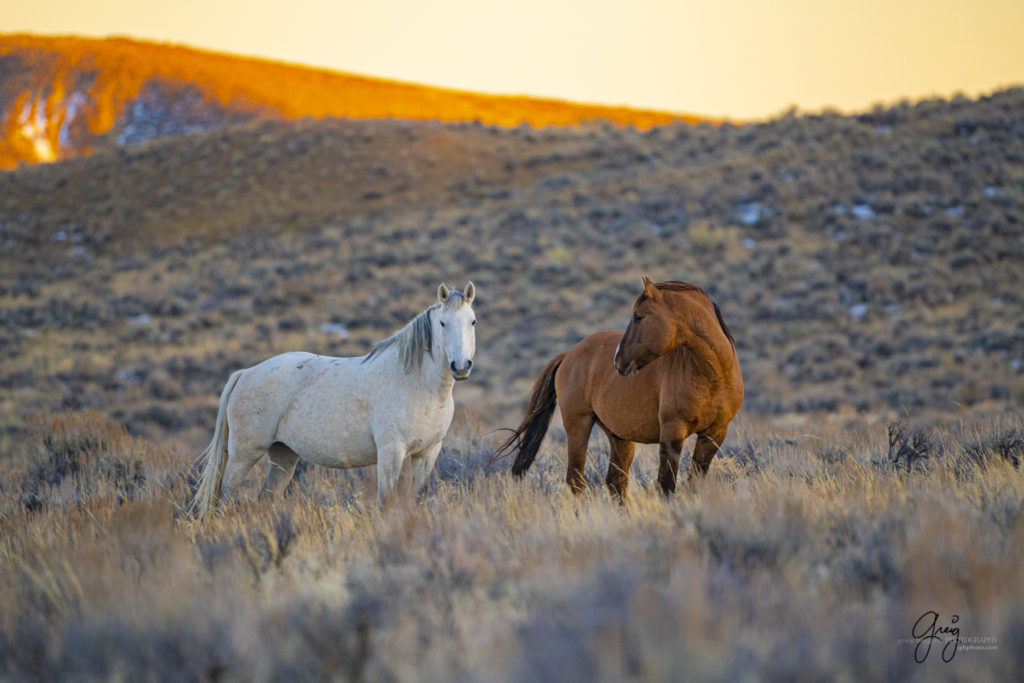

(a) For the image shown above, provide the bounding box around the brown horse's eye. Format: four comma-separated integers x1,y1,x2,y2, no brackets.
633,314,642,324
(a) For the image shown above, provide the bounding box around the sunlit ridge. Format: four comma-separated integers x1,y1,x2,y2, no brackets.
0,34,712,168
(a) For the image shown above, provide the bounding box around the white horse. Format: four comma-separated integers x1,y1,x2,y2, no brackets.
192,282,477,519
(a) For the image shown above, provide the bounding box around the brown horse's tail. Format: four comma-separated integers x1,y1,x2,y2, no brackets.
495,352,566,477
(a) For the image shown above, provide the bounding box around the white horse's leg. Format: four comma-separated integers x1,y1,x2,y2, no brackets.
411,442,443,495
221,430,266,501
261,442,300,499
375,442,407,504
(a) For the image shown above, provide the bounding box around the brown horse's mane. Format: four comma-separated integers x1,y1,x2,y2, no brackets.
645,280,736,348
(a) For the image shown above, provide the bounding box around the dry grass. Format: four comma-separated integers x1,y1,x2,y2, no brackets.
1,409,1022,680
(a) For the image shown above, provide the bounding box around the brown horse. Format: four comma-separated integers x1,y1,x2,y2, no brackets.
496,277,743,500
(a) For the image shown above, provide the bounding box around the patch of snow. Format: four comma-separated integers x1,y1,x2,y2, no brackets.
320,322,349,339
743,238,757,249
851,204,875,220
18,98,57,162
58,92,88,147
117,125,135,146
117,369,142,384
944,205,964,217
126,314,151,325
737,203,760,225
849,304,868,320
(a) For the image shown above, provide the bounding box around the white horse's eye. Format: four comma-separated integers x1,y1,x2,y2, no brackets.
472,320,477,326
440,321,446,327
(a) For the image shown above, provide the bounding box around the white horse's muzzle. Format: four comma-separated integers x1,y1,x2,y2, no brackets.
450,360,473,381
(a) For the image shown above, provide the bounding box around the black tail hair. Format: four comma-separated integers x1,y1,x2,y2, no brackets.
713,301,735,348
494,352,566,477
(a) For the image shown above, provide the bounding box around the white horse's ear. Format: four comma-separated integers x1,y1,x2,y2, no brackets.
438,283,450,303
642,275,659,301
464,281,476,304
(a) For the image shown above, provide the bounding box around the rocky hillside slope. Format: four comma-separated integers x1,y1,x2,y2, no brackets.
1,88,1023,448
0,34,698,168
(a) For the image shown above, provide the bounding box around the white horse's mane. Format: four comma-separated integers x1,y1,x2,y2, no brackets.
363,290,468,372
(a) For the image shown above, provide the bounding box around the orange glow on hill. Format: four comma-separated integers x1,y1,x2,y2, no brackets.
0,34,710,168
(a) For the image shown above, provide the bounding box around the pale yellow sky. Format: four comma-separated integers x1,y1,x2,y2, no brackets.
6,0,1023,119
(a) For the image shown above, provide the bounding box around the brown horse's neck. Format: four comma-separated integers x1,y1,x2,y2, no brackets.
665,295,736,377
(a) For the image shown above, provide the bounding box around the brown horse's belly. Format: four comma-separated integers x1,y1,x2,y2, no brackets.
591,374,663,443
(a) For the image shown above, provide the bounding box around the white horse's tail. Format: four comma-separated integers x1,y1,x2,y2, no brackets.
191,369,244,520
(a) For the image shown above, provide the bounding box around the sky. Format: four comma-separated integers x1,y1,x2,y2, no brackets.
6,0,1024,120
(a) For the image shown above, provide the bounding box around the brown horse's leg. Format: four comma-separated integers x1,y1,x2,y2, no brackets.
688,425,729,480
563,412,595,494
657,423,690,495
602,430,636,503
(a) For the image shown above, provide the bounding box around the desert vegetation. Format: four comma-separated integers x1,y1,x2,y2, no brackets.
1,410,1022,679
1,86,1023,678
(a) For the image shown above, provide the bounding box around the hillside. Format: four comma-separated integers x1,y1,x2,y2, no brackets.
0,34,701,168
1,78,1023,679
1,87,1022,451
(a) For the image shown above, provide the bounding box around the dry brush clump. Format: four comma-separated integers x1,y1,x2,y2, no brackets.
5,410,179,513
1,409,1023,680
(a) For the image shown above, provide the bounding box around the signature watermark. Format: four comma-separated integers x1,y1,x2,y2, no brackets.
897,611,999,663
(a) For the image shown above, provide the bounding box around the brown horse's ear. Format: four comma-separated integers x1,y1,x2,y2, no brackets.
438,283,451,303
464,281,476,304
642,275,659,301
